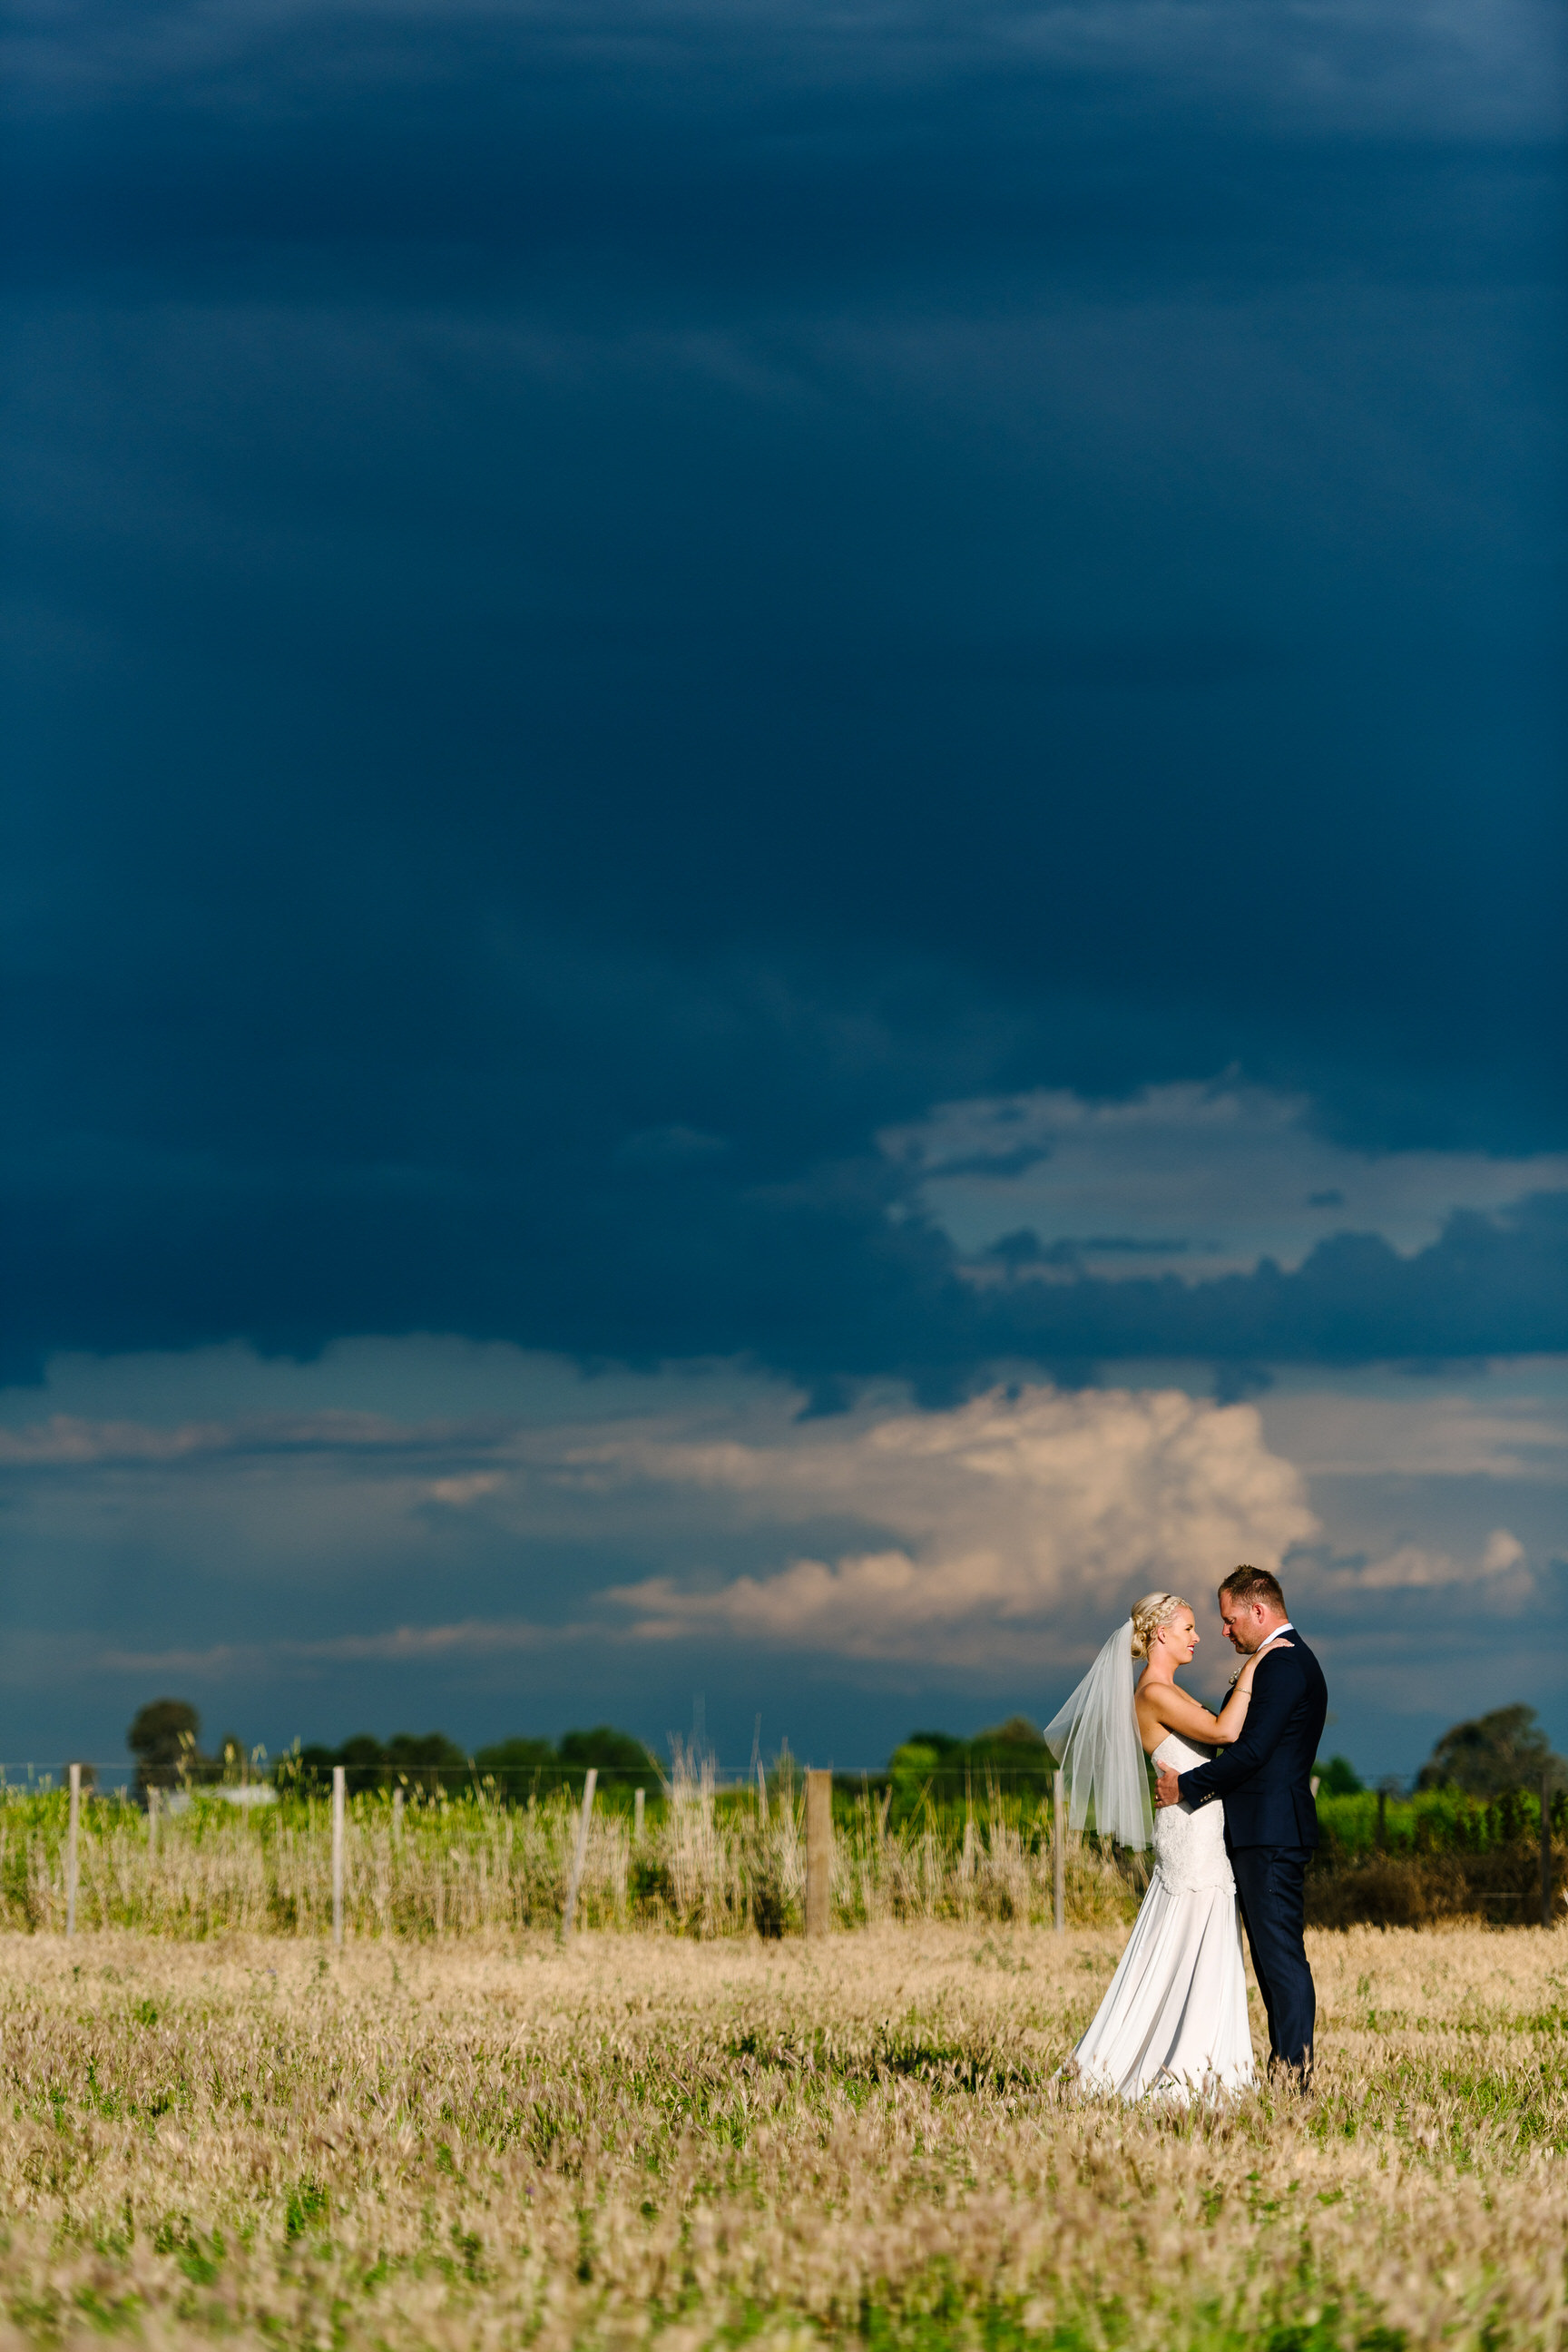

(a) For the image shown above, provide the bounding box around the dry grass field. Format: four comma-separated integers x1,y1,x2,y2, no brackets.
0,1925,1563,2352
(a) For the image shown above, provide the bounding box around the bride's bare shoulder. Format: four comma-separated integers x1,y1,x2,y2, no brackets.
1134,1684,1174,1755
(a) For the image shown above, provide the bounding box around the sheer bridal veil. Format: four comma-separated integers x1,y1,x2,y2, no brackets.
1044,1620,1154,1849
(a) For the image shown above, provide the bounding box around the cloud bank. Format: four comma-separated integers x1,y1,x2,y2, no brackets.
892,1083,1568,1280
0,1340,1560,1770
5,1097,1566,1396
601,1383,1318,1663
4,0,1562,1784
2,1376,1318,1671
5,0,1563,1403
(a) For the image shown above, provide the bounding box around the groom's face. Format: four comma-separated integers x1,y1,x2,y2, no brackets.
1219,1593,1265,1653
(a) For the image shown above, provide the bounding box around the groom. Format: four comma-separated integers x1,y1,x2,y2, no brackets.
1154,1564,1328,2082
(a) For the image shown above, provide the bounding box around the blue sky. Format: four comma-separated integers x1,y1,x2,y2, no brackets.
2,0,1563,1783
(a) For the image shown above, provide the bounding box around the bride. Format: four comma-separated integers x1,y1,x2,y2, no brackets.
1045,1590,1290,2102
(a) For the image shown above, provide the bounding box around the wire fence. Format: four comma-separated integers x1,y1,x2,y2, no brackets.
0,1754,1136,1940
5,1765,1559,1938
4,1759,1076,1827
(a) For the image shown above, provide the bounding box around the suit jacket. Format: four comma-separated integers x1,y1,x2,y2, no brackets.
1175,1632,1328,1850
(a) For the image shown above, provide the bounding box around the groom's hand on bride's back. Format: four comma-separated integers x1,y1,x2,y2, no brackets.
1154,1764,1181,1808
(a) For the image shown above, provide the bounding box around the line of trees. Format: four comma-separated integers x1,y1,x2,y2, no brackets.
123,1697,1565,1809
880,1717,1057,1788
290,1725,659,1794
873,1705,1568,1811
125,1700,660,1798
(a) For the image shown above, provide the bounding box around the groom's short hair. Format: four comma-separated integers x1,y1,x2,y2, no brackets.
1219,1564,1286,1612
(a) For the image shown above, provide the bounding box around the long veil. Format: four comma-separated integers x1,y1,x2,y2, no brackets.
1043,1619,1154,1849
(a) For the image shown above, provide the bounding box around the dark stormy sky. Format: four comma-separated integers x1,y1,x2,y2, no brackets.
3,0,1564,1784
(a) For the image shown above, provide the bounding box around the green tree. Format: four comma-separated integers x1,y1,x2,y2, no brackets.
888,1730,965,1778
969,1716,1048,1755
965,1717,1056,1789
885,1721,1056,1798
293,1743,341,1788
286,1730,466,1793
877,1721,1051,1837
127,1698,202,1796
474,1737,556,1786
386,1731,469,1792
904,1730,965,1757
336,1733,389,1793
887,1740,950,1780
557,1726,658,1783
1315,1755,1364,1796
1416,1705,1567,1798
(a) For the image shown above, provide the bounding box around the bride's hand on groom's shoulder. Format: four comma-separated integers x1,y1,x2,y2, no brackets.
1247,1637,1293,1673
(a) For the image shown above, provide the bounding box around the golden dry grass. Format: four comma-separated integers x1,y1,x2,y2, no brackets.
0,1923,1563,2352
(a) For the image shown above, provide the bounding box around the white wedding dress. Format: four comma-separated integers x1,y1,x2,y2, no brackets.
1068,1732,1255,2102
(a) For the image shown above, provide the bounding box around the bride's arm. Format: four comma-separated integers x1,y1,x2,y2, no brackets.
1140,1640,1289,1749
1139,1681,1227,1747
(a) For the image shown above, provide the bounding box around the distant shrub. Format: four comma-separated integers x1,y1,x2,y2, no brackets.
1308,1784,1566,1927
1306,1852,1470,1928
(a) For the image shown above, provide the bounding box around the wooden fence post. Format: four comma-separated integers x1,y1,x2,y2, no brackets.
1053,1769,1065,1935
805,1769,832,1936
756,1757,768,1822
331,1766,346,1950
563,1768,598,1938
66,1763,81,1938
392,1786,404,1839
148,1785,160,1857
632,1786,644,1842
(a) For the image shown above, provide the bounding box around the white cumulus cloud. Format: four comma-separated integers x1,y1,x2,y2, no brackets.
603,1383,1318,1667
1306,1525,1530,1599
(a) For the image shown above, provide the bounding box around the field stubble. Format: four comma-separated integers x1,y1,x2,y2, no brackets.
0,1924,1563,2352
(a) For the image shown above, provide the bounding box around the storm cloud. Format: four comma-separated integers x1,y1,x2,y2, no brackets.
2,0,1563,1770
5,0,1565,1388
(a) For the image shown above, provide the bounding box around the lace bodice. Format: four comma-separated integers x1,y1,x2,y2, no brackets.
1151,1734,1235,1893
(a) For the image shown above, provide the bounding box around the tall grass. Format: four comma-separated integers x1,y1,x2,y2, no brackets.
0,1752,1137,1939
0,1922,1563,2349
10,1762,1556,1942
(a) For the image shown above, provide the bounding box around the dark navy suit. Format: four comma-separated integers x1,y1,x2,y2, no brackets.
1176,1631,1328,2073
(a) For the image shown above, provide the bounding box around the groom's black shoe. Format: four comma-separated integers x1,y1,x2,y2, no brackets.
1267,2049,1314,2094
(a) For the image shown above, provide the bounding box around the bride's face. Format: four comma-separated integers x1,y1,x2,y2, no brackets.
1160,1609,1198,1665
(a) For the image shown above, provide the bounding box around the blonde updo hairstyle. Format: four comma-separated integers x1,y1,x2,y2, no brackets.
1129,1591,1191,1661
